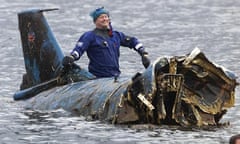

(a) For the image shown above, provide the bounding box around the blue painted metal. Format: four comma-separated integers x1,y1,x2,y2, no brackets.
18,8,64,89
24,77,134,123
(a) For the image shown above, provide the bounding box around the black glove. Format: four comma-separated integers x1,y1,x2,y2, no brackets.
136,46,151,68
62,56,75,67
141,54,151,68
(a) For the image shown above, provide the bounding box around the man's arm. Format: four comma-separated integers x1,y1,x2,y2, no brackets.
62,32,92,67
118,32,151,68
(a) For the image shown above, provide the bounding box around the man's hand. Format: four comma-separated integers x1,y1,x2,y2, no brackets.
141,53,151,68
135,46,151,68
62,56,75,67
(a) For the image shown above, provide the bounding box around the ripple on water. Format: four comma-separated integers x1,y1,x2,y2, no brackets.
0,0,239,144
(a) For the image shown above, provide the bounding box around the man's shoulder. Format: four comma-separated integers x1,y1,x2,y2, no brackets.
112,30,121,34
83,30,95,36
112,30,125,37
80,30,95,39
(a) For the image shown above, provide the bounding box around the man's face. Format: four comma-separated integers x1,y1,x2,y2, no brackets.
95,14,110,29
236,139,240,144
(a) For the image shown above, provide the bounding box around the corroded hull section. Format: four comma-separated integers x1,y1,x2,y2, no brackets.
26,77,135,123
125,48,237,126
24,48,238,126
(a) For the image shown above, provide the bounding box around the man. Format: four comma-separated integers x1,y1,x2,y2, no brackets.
230,134,240,144
62,7,150,78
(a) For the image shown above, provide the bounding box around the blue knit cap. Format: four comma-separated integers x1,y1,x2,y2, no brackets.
90,7,109,22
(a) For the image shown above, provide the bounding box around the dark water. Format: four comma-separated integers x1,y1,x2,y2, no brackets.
0,0,239,143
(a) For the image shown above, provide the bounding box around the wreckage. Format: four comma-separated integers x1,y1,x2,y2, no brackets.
14,9,238,127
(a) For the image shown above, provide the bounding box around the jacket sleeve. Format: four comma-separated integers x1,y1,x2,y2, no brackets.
70,32,92,60
117,31,146,55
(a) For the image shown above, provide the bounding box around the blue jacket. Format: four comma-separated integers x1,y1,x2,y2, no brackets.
71,28,144,78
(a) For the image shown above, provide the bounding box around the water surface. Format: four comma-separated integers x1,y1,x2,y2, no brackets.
0,0,239,143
